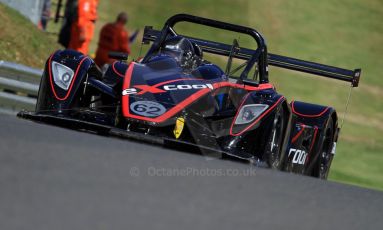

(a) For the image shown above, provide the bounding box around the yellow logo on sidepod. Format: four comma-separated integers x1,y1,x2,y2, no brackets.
173,117,185,139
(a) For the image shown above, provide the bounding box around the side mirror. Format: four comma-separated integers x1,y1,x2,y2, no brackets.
108,52,128,61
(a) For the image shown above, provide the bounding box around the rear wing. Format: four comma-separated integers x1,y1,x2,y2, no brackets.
142,15,361,87
268,54,361,87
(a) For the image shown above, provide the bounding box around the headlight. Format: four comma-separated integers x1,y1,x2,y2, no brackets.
51,61,74,90
234,104,269,125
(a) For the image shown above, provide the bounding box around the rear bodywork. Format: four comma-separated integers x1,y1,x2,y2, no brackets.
19,14,361,178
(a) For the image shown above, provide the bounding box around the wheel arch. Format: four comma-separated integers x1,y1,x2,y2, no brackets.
36,49,96,114
286,100,339,176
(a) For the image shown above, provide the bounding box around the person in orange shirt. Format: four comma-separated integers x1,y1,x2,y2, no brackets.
68,0,98,55
94,12,131,67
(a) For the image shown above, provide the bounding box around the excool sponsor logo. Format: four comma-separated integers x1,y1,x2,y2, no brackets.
122,83,214,96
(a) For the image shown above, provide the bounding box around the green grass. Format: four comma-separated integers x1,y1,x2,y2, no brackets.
1,0,382,190
0,3,61,68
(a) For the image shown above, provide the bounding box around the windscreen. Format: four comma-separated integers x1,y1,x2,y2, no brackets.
172,22,261,81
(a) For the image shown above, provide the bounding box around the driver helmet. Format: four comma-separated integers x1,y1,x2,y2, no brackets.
161,36,202,69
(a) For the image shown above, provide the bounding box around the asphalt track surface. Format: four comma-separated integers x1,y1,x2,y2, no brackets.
0,114,382,230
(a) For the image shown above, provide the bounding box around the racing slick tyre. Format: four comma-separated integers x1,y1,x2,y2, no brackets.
313,118,335,179
264,106,286,169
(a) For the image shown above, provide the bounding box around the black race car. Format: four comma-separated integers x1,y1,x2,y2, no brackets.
18,14,361,179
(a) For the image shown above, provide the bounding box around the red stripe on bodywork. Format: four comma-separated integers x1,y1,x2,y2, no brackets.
291,101,329,118
122,62,274,123
112,61,125,78
122,62,136,118
48,55,88,101
291,123,306,144
229,96,285,136
309,126,319,153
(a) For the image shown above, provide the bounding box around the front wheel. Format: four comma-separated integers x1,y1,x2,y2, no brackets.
264,106,286,169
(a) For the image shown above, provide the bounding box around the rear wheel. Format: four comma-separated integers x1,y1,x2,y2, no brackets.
313,118,334,179
264,106,286,169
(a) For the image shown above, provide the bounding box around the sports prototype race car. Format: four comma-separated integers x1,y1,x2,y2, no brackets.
18,14,361,179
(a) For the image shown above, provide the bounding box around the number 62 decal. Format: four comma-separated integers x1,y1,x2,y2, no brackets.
130,101,166,117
